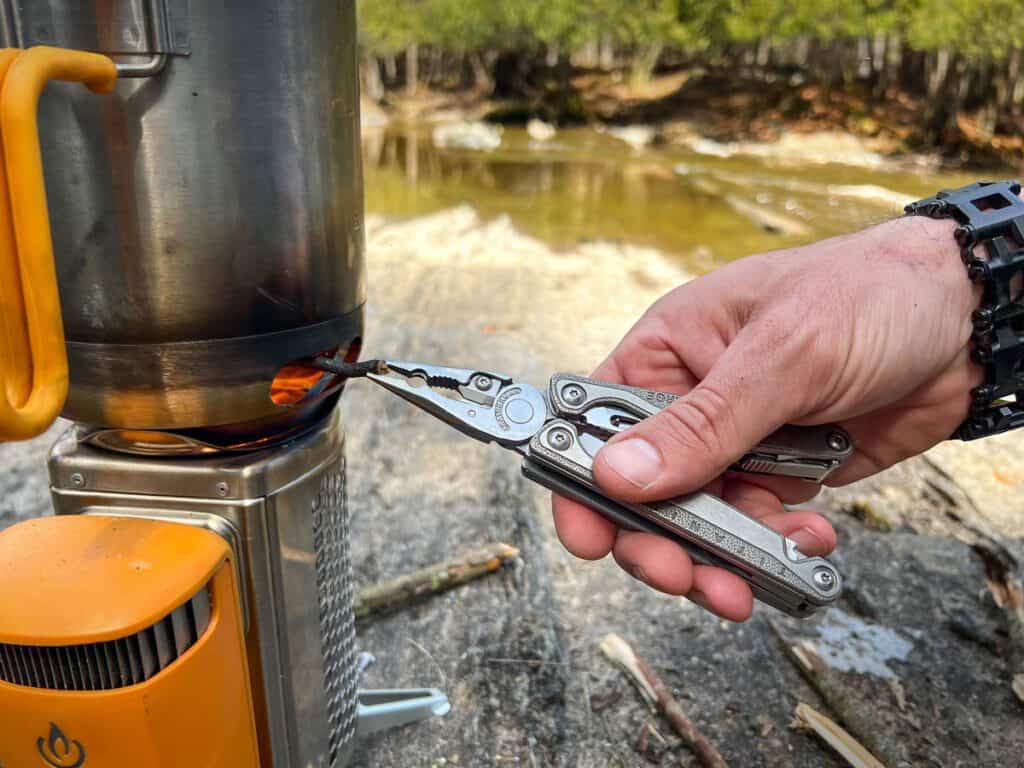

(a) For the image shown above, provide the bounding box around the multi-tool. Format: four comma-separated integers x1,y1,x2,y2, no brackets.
321,359,853,618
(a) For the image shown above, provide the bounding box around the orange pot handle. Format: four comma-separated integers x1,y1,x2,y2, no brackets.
0,47,116,440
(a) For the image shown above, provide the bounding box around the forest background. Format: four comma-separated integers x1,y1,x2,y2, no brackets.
358,0,1024,164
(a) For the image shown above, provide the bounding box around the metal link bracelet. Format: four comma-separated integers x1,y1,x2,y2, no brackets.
904,180,1024,440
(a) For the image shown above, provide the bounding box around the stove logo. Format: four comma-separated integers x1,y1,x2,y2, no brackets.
37,722,86,768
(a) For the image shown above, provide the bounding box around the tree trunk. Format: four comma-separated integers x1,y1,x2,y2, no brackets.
630,44,663,87
546,43,560,68
857,36,872,80
599,32,615,71
384,54,398,85
794,36,810,69
424,46,442,88
468,51,495,94
928,47,953,100
362,55,384,101
926,54,966,144
755,37,771,70
1003,49,1022,113
826,40,845,88
405,43,419,96
576,39,599,69
881,34,902,96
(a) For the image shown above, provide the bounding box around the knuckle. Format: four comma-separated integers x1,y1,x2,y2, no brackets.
656,384,733,461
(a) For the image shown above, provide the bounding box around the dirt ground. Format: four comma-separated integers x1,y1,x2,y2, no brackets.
3,206,1023,767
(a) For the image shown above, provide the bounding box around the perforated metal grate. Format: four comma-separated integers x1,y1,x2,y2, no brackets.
0,585,211,691
311,456,359,766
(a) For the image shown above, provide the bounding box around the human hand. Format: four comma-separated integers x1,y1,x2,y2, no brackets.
553,214,980,620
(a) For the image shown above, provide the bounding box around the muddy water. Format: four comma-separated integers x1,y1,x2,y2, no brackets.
363,123,1003,270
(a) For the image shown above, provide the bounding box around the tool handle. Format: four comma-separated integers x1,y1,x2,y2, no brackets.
0,47,117,440
549,373,853,482
527,419,842,617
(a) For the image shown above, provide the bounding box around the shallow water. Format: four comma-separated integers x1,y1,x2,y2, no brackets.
363,123,1002,271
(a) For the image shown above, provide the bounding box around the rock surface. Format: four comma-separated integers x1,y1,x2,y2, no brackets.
2,206,1023,766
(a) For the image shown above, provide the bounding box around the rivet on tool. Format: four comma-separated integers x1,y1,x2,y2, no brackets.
216,481,230,497
547,427,573,451
812,568,836,590
561,384,586,406
473,375,492,391
826,431,850,452
70,473,85,488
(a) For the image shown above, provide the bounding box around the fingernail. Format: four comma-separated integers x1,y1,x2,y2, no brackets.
790,526,826,555
631,565,648,584
600,438,663,489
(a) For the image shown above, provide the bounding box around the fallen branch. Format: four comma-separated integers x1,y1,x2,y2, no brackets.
599,633,729,768
769,623,904,766
792,702,886,768
354,542,519,620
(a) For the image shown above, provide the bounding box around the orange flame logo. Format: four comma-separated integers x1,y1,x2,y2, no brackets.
36,722,85,768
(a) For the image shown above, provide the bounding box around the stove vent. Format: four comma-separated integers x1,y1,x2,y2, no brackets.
311,458,359,766
0,585,211,691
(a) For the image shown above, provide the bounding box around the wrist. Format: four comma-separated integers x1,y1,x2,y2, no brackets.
876,213,981,322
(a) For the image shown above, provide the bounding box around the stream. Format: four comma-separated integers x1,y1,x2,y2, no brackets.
363,123,1005,271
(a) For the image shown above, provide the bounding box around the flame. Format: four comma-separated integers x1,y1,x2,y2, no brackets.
36,722,85,768
269,363,329,406
269,341,361,406
46,722,69,758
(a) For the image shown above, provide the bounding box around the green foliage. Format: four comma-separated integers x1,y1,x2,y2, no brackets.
904,0,1024,59
358,0,1024,62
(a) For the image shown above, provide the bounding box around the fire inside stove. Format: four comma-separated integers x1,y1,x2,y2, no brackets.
270,340,363,406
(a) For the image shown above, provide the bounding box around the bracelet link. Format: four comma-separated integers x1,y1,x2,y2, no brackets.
906,180,1024,440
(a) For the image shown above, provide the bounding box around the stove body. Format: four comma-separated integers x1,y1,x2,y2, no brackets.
0,2,445,765
46,414,359,766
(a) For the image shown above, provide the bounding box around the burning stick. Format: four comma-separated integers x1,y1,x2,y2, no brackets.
312,357,389,378
354,542,520,620
599,633,729,768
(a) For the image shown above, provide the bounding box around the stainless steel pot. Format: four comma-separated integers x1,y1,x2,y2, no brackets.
2,0,366,430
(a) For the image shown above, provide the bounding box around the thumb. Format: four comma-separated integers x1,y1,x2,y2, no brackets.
593,338,797,501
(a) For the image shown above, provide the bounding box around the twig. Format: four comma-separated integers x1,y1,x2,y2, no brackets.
769,623,903,766
792,702,886,768
354,542,519,620
600,633,729,768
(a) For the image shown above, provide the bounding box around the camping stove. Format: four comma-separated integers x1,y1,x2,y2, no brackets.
45,413,448,767
0,1,446,765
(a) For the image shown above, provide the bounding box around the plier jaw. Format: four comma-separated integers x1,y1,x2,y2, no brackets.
366,361,549,449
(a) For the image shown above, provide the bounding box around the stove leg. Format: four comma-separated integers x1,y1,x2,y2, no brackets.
355,688,450,737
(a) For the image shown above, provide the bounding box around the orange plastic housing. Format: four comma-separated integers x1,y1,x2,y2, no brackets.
0,516,260,766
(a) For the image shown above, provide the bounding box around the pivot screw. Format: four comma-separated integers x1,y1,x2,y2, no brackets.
473,375,493,391
826,431,850,453
812,568,836,590
216,482,230,498
70,473,85,488
561,384,586,406
547,427,574,451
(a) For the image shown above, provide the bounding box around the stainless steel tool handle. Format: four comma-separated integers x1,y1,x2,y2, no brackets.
526,419,842,617
549,373,853,482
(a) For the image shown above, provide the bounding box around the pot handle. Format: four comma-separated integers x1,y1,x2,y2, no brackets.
0,47,116,440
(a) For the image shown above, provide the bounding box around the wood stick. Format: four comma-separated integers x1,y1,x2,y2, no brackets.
792,702,886,768
600,633,729,768
354,542,519,620
769,623,904,766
